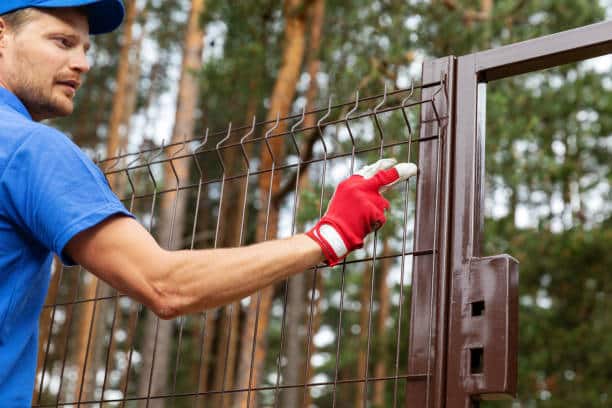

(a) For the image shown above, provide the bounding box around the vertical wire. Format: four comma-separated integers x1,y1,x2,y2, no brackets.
157,136,187,405
191,163,209,405
302,267,319,404
55,265,85,405
94,151,126,402
215,124,235,408
331,90,359,408
272,108,306,407
142,143,166,408
76,270,104,406
363,83,388,407
100,159,139,402
172,160,191,403
301,97,332,407
392,82,416,408
36,261,66,404
117,166,138,408
100,285,122,401
246,113,280,408
144,274,162,404
146,140,186,408
100,278,125,399
190,130,209,407
171,315,186,400
123,148,162,407
168,139,191,406
193,313,208,407
234,117,255,405
120,302,143,408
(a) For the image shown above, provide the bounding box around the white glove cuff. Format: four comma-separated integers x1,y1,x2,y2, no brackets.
317,223,348,258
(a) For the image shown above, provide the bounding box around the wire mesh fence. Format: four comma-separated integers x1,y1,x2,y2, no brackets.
33,79,447,408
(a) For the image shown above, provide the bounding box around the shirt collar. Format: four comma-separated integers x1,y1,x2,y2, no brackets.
0,86,32,120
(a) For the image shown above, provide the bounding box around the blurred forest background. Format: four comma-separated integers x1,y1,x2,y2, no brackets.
33,0,611,407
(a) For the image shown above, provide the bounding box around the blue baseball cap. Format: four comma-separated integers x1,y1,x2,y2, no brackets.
0,0,125,35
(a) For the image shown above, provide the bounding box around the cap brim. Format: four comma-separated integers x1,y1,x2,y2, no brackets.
35,0,125,34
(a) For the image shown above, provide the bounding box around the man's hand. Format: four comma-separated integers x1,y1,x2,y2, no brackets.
306,158,417,266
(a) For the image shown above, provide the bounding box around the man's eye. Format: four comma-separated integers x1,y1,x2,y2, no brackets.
55,38,72,48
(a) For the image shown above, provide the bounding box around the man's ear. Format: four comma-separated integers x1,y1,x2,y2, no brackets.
0,18,6,48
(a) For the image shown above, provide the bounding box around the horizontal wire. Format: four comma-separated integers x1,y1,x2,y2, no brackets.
113,135,440,202
33,373,430,407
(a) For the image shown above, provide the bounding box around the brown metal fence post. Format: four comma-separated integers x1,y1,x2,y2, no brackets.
406,56,456,408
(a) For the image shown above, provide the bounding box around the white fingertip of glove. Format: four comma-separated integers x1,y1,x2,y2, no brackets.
356,158,397,179
317,223,348,258
380,162,418,192
396,162,418,179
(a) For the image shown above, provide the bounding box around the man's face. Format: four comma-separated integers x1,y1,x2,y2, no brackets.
0,8,91,121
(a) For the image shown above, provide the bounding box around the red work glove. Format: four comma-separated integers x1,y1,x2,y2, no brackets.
306,158,417,266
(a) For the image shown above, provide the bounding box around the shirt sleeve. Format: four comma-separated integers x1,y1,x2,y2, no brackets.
0,127,134,265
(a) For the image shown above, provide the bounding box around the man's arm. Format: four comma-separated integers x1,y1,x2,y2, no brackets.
65,216,324,319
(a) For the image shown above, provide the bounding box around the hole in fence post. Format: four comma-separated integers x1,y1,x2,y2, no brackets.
471,300,485,317
470,347,484,374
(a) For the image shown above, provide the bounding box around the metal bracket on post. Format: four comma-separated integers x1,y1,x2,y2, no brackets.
454,255,519,401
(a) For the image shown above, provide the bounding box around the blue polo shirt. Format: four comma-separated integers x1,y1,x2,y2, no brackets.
0,87,133,406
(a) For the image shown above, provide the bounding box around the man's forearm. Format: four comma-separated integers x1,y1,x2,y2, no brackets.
156,234,325,316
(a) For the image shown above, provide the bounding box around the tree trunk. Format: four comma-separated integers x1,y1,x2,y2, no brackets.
283,3,325,405
303,0,325,121
233,2,309,407
137,1,206,406
106,0,138,186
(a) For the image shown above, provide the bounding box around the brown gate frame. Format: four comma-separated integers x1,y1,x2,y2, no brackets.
409,20,612,408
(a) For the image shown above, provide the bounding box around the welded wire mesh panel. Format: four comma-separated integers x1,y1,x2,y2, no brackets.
33,80,446,408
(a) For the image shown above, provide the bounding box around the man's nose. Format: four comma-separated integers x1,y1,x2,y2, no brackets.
70,51,91,74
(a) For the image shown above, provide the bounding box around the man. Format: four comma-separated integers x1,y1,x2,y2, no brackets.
0,0,417,405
